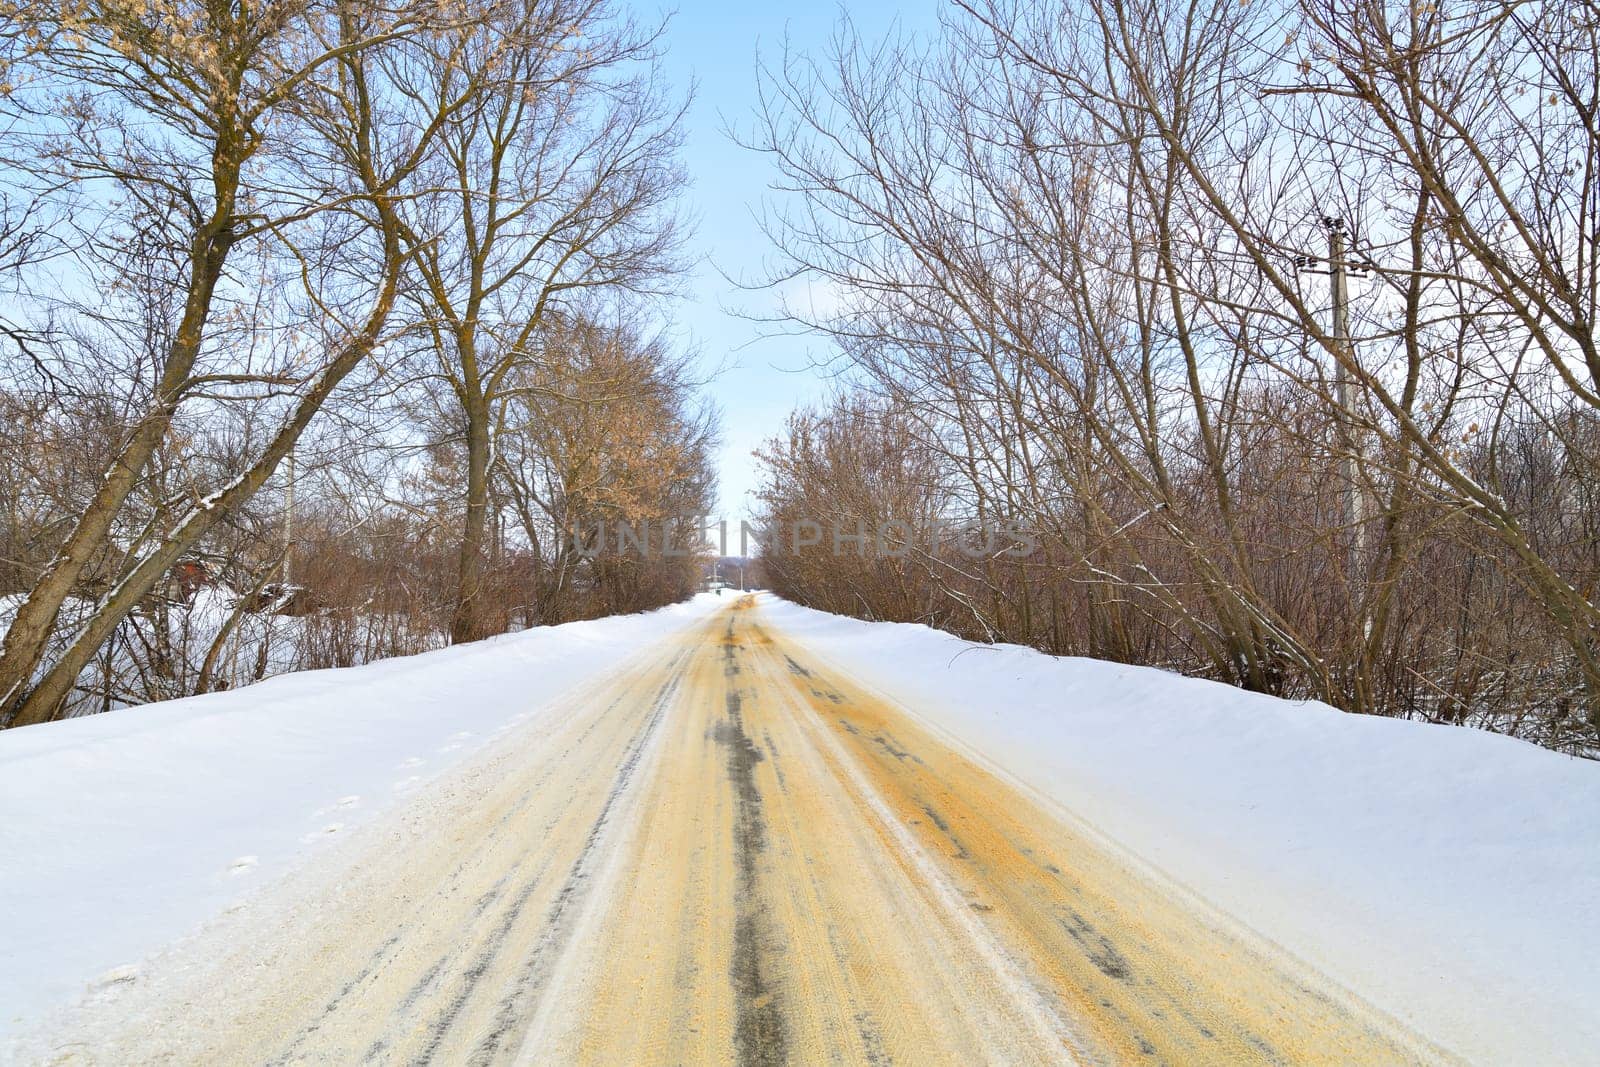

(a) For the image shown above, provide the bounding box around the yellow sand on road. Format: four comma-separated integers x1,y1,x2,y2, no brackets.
36,597,1449,1065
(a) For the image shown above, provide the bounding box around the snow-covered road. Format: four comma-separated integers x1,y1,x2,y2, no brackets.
3,598,1600,1062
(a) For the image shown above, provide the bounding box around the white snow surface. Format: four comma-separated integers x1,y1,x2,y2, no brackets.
0,593,726,1039
759,595,1600,1066
3,590,1597,1065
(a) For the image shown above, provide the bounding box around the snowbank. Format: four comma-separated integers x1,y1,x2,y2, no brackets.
759,595,1600,1065
0,594,725,1036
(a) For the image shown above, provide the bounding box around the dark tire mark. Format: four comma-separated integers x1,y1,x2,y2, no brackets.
716,671,788,1065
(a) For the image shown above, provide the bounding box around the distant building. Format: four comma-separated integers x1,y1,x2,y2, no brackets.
164,560,217,606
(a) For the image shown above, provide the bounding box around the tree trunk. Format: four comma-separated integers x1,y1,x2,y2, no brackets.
195,557,280,695
450,401,492,645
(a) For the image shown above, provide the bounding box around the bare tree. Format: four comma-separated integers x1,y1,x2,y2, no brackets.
0,0,470,723
496,315,715,622
0,0,471,726
748,0,1600,751
392,0,688,642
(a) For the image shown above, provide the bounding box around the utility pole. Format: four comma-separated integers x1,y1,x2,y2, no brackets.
282,448,295,588
1326,217,1366,576
282,338,310,592
1296,217,1367,578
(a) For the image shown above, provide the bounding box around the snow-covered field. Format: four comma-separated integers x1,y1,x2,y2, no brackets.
0,593,728,1039
760,597,1600,1066
3,591,1596,1063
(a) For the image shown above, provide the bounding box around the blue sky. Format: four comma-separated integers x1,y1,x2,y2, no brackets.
637,1,941,524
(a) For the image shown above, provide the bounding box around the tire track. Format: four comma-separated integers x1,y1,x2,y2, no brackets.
463,651,689,1065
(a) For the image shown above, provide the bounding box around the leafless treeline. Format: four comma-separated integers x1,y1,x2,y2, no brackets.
751,0,1600,753
0,0,711,727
